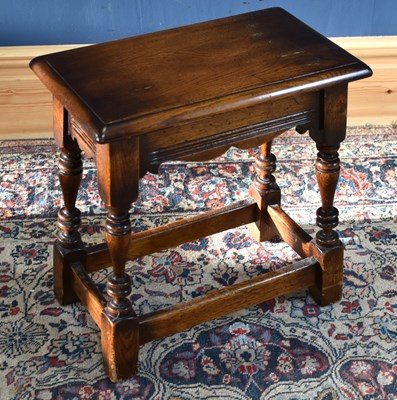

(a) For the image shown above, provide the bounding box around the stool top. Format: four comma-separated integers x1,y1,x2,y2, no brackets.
30,7,371,143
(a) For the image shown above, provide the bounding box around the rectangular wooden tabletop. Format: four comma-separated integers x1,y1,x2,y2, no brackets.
30,7,371,142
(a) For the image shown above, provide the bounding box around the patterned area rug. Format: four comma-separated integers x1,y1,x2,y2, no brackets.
0,127,397,399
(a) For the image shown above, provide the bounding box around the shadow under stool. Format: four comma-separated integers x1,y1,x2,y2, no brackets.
30,7,372,381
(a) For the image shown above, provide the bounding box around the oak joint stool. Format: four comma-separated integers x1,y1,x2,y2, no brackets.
31,8,372,381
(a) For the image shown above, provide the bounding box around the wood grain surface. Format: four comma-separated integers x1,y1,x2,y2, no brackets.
0,37,395,139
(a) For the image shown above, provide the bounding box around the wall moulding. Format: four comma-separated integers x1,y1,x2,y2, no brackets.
0,37,396,139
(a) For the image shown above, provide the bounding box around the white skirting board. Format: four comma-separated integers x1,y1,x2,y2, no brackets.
0,37,396,139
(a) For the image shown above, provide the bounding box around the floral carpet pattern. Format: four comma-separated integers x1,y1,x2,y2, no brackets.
0,126,396,399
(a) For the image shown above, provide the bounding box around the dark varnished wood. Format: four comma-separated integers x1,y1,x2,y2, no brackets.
139,258,318,344
308,85,348,304
85,199,258,273
101,310,139,382
315,147,341,247
141,95,317,173
249,140,281,242
30,8,371,144
53,243,86,305
53,98,83,249
95,139,139,317
94,139,140,379
70,262,106,326
266,205,313,258
52,97,88,305
30,8,372,381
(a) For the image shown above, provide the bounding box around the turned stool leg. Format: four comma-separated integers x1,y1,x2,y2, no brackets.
309,144,344,306
57,150,83,248
315,146,341,248
101,209,139,382
53,99,85,305
96,139,140,382
309,85,347,306
249,140,281,241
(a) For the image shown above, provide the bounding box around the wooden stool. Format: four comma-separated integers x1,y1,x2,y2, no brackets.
30,8,372,382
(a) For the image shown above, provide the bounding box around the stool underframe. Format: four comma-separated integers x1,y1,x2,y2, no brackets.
53,85,346,381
